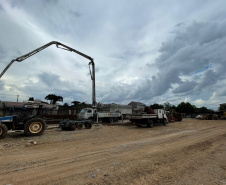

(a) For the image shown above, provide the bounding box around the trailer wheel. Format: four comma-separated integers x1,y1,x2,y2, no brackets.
147,120,154,128
24,118,46,136
85,122,92,129
69,124,76,131
77,123,83,130
61,127,67,131
0,123,8,139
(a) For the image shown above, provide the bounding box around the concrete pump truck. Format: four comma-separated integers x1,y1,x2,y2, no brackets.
0,41,96,138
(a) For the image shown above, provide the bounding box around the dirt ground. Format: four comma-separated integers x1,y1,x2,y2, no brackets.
0,119,225,185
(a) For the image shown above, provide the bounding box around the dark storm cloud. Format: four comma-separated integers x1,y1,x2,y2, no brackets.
21,72,90,102
46,0,59,4
101,20,226,104
173,81,197,94
38,72,67,88
151,20,226,95
69,10,82,18
0,81,4,90
1,0,226,108
0,44,6,60
0,4,4,11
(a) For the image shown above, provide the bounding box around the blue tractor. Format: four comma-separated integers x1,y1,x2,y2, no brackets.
0,104,46,139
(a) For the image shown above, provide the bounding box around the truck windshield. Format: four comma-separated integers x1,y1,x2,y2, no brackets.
80,109,87,113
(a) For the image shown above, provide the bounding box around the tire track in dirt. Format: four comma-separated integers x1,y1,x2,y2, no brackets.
0,119,225,185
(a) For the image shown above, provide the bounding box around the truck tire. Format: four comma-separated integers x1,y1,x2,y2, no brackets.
85,121,92,129
163,119,167,126
109,117,114,123
61,127,67,131
114,118,118,122
77,123,83,130
69,124,76,131
0,123,8,139
24,118,46,136
147,120,154,128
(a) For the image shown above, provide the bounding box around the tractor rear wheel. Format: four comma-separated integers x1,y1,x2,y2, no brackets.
0,123,8,139
24,118,46,136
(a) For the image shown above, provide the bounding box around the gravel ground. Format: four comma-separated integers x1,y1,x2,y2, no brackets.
0,119,225,185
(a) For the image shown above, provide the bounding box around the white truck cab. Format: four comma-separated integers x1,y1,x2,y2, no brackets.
154,109,168,120
79,108,97,120
78,108,122,123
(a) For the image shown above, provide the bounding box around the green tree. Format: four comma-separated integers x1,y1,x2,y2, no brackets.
71,101,81,106
163,102,176,111
219,104,226,112
28,97,34,101
150,103,164,109
176,102,196,113
45,94,63,104
196,106,210,113
63,103,69,107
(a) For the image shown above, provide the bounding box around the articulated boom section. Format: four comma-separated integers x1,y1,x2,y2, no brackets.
0,41,96,107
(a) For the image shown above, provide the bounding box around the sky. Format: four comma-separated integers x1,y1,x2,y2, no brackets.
0,0,226,110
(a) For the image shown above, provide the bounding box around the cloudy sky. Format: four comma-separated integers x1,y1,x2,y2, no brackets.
0,0,226,110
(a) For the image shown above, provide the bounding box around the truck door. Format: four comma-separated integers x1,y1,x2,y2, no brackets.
158,110,163,119
86,109,93,119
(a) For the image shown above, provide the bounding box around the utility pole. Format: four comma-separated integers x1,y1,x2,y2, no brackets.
17,95,19,102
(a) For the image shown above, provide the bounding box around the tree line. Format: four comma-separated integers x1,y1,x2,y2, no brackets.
150,102,215,113
28,94,225,113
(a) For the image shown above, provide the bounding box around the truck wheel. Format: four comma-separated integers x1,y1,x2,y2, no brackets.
77,123,83,130
85,121,92,129
109,117,114,123
24,118,46,136
61,127,67,131
147,120,154,128
163,119,167,126
85,120,93,129
69,124,76,131
0,123,8,139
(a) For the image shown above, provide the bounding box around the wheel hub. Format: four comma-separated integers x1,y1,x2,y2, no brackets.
29,122,42,133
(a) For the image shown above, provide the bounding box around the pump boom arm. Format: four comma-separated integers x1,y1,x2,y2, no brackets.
0,41,96,107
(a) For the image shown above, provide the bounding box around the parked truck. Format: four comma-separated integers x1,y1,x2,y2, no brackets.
78,108,122,123
129,106,168,128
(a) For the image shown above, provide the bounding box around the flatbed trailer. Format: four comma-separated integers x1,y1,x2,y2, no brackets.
59,119,93,131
